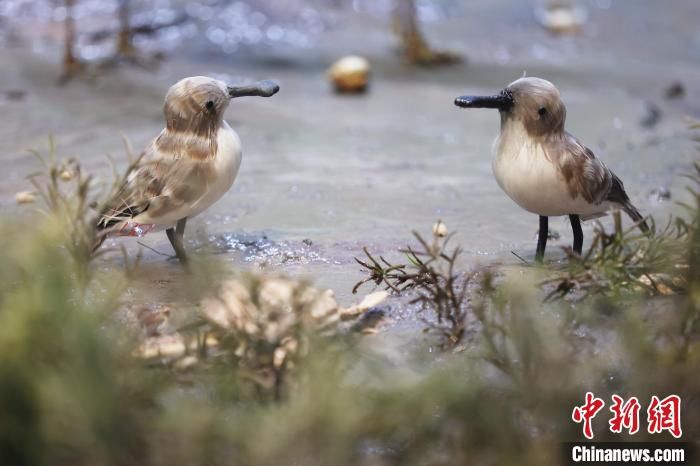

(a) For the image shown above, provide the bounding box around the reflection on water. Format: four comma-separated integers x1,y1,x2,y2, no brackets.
0,0,464,60
1,0,325,59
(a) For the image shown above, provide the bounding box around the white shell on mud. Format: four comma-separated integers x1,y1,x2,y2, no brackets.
328,55,371,93
15,191,36,204
535,2,587,33
432,221,448,238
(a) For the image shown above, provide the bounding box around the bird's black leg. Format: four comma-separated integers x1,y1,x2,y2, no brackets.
569,214,583,255
535,215,548,262
166,217,188,263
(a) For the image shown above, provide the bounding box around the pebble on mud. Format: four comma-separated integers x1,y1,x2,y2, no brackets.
15,191,36,204
664,82,685,100
648,187,671,203
639,101,662,129
2,89,26,101
328,55,370,94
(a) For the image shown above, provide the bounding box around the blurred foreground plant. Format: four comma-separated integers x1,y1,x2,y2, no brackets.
0,220,157,466
542,212,686,301
4,132,700,465
140,274,387,401
25,138,142,284
2,210,699,466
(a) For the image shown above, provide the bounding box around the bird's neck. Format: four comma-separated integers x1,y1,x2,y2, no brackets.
165,113,224,140
495,118,564,159
156,124,225,161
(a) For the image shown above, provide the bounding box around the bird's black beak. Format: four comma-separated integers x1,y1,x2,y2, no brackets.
454,92,513,111
227,80,280,98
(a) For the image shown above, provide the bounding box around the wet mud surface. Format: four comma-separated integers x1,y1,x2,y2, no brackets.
1,1,699,352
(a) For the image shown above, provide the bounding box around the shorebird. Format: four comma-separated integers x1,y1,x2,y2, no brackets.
454,77,648,261
95,76,280,263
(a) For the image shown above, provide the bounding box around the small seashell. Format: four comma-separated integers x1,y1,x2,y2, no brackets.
433,221,448,238
59,170,74,181
15,191,36,204
534,2,587,34
356,290,389,311
328,55,370,94
341,290,389,320
638,274,675,296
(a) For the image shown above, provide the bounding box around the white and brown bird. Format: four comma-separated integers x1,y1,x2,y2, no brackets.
96,76,280,262
454,77,648,261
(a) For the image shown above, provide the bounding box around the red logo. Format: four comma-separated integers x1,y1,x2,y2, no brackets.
572,393,682,439
572,392,606,440
609,395,641,435
647,395,682,438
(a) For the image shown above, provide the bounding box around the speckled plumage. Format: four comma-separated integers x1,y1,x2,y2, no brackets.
97,76,241,236
491,77,647,226
95,76,279,260
456,76,648,260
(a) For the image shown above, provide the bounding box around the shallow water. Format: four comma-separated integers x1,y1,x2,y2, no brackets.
1,0,699,317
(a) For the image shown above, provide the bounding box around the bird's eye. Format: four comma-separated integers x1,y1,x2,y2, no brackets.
205,100,215,110
538,107,547,116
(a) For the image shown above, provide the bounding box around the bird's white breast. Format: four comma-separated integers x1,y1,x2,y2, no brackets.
492,120,603,217
189,121,242,217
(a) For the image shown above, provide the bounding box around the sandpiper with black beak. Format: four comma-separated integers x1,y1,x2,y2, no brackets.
454,77,648,261
96,76,280,263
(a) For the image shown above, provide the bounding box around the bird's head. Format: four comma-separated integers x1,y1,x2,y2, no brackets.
163,76,280,136
454,77,566,137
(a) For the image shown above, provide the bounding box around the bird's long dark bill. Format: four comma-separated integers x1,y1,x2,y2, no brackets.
228,80,280,98
454,94,512,110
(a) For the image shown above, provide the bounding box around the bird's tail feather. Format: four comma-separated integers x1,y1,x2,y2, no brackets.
620,201,650,233
92,221,109,253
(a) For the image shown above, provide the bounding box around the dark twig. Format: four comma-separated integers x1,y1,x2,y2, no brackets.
353,224,474,346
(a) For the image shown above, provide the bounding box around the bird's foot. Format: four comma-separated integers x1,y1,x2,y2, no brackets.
399,32,462,66
165,253,188,264
96,49,163,73
57,56,88,85
404,45,462,66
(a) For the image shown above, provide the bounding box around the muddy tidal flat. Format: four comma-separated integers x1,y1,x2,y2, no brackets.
1,0,699,333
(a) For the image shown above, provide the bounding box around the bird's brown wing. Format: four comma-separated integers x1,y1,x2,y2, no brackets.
557,133,649,231
96,143,213,232
556,132,613,205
